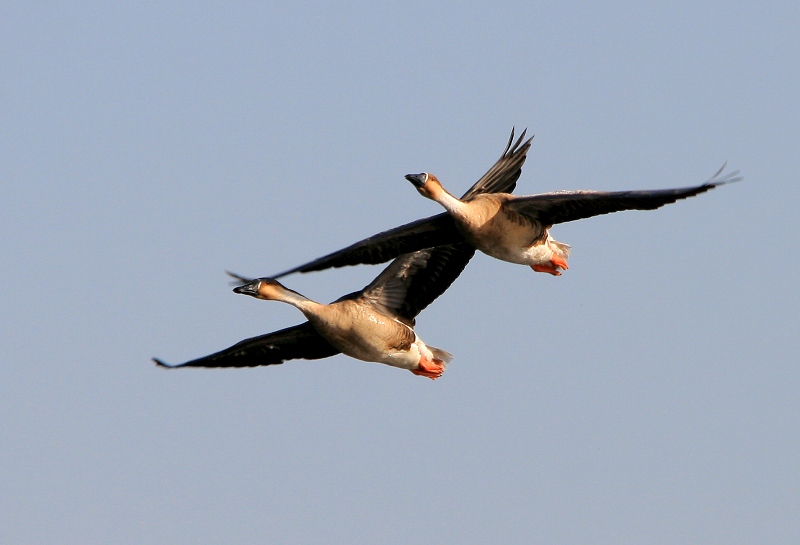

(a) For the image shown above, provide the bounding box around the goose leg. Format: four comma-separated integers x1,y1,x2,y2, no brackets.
411,357,445,380
531,255,568,276
531,263,562,276
551,255,569,271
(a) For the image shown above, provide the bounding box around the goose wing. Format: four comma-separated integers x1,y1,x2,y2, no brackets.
395,242,475,321
153,322,339,368
270,129,531,278
504,165,741,226
271,213,462,278
360,242,475,323
461,128,533,199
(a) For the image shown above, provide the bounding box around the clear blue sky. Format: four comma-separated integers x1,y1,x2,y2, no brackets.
2,2,798,543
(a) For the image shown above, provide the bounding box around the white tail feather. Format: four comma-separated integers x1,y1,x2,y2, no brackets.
428,346,453,365
551,240,571,258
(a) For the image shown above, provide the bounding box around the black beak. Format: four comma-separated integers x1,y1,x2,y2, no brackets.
405,173,427,188
233,279,261,297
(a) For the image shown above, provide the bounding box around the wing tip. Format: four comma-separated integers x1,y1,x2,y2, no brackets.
707,163,743,187
153,357,180,368
503,127,533,158
271,265,321,278
503,127,516,154
270,265,307,278
226,270,256,285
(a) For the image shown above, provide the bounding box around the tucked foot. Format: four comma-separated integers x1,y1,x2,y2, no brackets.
550,255,569,271
531,263,562,276
531,255,569,276
411,357,445,380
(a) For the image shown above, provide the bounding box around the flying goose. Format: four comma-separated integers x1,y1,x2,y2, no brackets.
403,163,741,275
154,243,474,378
269,140,740,277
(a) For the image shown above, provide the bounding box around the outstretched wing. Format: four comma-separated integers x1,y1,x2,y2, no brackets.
153,322,339,368
461,128,533,199
505,165,741,226
360,242,476,323
272,213,462,278
395,242,475,321
271,128,532,278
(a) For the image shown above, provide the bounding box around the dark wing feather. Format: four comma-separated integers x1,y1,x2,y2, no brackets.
153,322,339,368
505,166,741,226
396,242,475,321
358,242,475,322
270,129,532,278
461,128,534,199
271,213,463,278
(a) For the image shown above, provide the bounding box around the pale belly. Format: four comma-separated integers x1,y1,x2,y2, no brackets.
307,311,421,370
463,220,556,267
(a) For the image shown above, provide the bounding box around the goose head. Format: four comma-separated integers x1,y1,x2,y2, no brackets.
405,172,443,200
233,278,290,301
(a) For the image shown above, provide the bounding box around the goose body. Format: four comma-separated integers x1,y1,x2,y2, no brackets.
407,178,573,274
432,191,568,270
243,279,452,376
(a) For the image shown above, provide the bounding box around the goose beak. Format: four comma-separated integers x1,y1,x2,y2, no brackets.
233,279,261,297
405,173,427,188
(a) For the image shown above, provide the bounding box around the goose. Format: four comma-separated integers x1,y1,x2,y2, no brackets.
403,163,741,275
266,131,739,277
153,242,474,379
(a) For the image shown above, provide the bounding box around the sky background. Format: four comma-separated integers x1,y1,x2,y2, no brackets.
2,2,798,543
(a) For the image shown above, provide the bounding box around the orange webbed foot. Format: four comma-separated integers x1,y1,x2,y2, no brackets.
550,255,569,270
411,357,445,380
531,255,568,276
531,264,562,276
